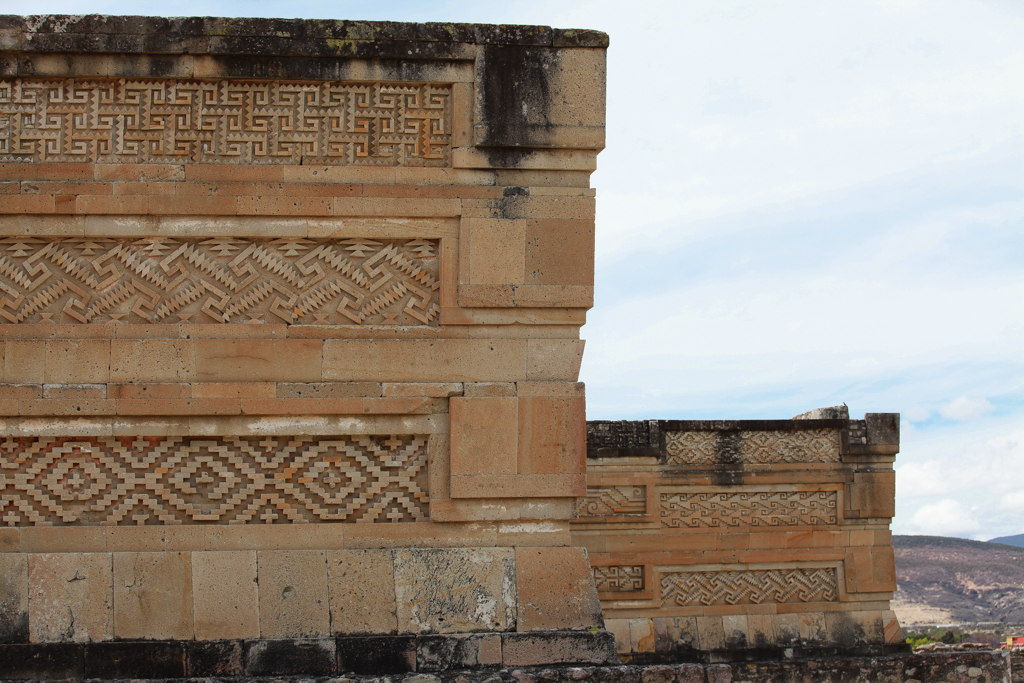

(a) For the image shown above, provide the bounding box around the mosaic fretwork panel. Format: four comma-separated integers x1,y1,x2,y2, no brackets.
0,237,439,325
660,491,838,528
660,568,838,607
0,79,451,166
663,429,840,465
593,565,644,592
579,485,646,517
0,435,429,525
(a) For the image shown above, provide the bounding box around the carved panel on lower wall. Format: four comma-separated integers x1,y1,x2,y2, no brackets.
0,79,452,166
660,490,838,528
578,485,646,517
660,568,839,607
0,237,439,325
0,434,429,526
663,429,841,465
593,565,644,592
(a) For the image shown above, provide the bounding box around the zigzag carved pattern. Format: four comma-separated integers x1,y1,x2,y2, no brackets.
593,565,644,592
661,568,838,606
579,485,646,517
0,435,428,526
660,491,838,528
0,79,451,166
663,429,840,465
0,237,439,325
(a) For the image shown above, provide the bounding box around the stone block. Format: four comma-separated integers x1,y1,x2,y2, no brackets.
336,634,417,674
44,340,109,383
604,618,631,654
416,633,503,671
112,551,193,640
327,549,398,635
518,395,586,475
696,616,725,650
630,618,656,653
0,554,28,643
797,611,826,644
4,341,44,383
525,219,595,286
527,339,585,380
746,614,775,649
109,340,195,382
450,473,586,499
655,616,698,653
393,547,515,633
775,613,801,646
642,665,677,683
84,641,186,679
500,630,618,666
0,642,84,679
463,382,517,397
515,547,602,631
191,551,258,640
28,552,112,643
244,638,336,676
185,639,244,676
257,550,329,638
450,396,518,476
194,339,321,382
323,339,527,382
722,615,748,649
467,218,526,285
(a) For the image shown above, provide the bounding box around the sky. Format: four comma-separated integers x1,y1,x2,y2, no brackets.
3,0,1022,541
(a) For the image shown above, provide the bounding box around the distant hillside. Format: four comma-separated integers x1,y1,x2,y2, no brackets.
893,535,1024,625
989,533,1024,548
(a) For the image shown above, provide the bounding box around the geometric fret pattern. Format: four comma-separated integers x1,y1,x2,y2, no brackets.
579,486,646,517
660,568,838,606
0,435,429,526
593,565,644,592
660,491,838,528
0,79,451,166
663,429,841,465
0,237,439,325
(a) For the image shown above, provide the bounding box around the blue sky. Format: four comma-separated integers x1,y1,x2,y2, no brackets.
3,0,1023,540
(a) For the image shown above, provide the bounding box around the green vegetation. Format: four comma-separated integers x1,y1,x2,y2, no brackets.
905,627,966,646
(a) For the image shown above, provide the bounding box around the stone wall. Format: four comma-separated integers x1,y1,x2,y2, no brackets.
573,410,903,661
0,14,615,674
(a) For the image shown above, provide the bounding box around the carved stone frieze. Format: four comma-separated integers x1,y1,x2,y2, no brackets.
0,435,429,525
0,237,439,325
660,568,838,606
593,565,644,592
663,429,840,465
660,490,838,528
579,485,646,517
0,79,452,166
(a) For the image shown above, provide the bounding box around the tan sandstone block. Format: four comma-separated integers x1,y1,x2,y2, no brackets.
629,618,656,653
450,474,585,499
195,339,321,382
394,547,515,634
327,549,397,635
797,612,826,643
525,219,594,286
515,547,602,631
257,550,329,638
110,339,196,383
696,616,726,650
605,618,631,654
746,614,776,648
518,396,585,476
467,219,526,285
450,397,517,476
381,382,463,398
28,552,112,643
3,342,44,383
323,339,526,382
0,554,28,643
463,382,517,397
882,610,903,644
526,339,585,381
113,551,193,640
191,551,259,640
45,340,109,383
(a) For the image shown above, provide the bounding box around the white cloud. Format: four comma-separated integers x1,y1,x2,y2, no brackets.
908,499,981,536
905,406,931,422
938,396,994,421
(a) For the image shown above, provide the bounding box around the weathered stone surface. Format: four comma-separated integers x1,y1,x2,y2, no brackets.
416,633,503,671
501,631,618,666
245,638,337,676
0,554,29,643
257,549,329,638
337,634,417,674
516,547,602,631
328,549,398,635
112,551,193,640
27,553,112,643
394,548,516,633
190,551,258,640
84,640,186,679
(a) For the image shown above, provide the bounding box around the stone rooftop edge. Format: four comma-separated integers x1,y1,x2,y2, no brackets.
0,15,609,58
